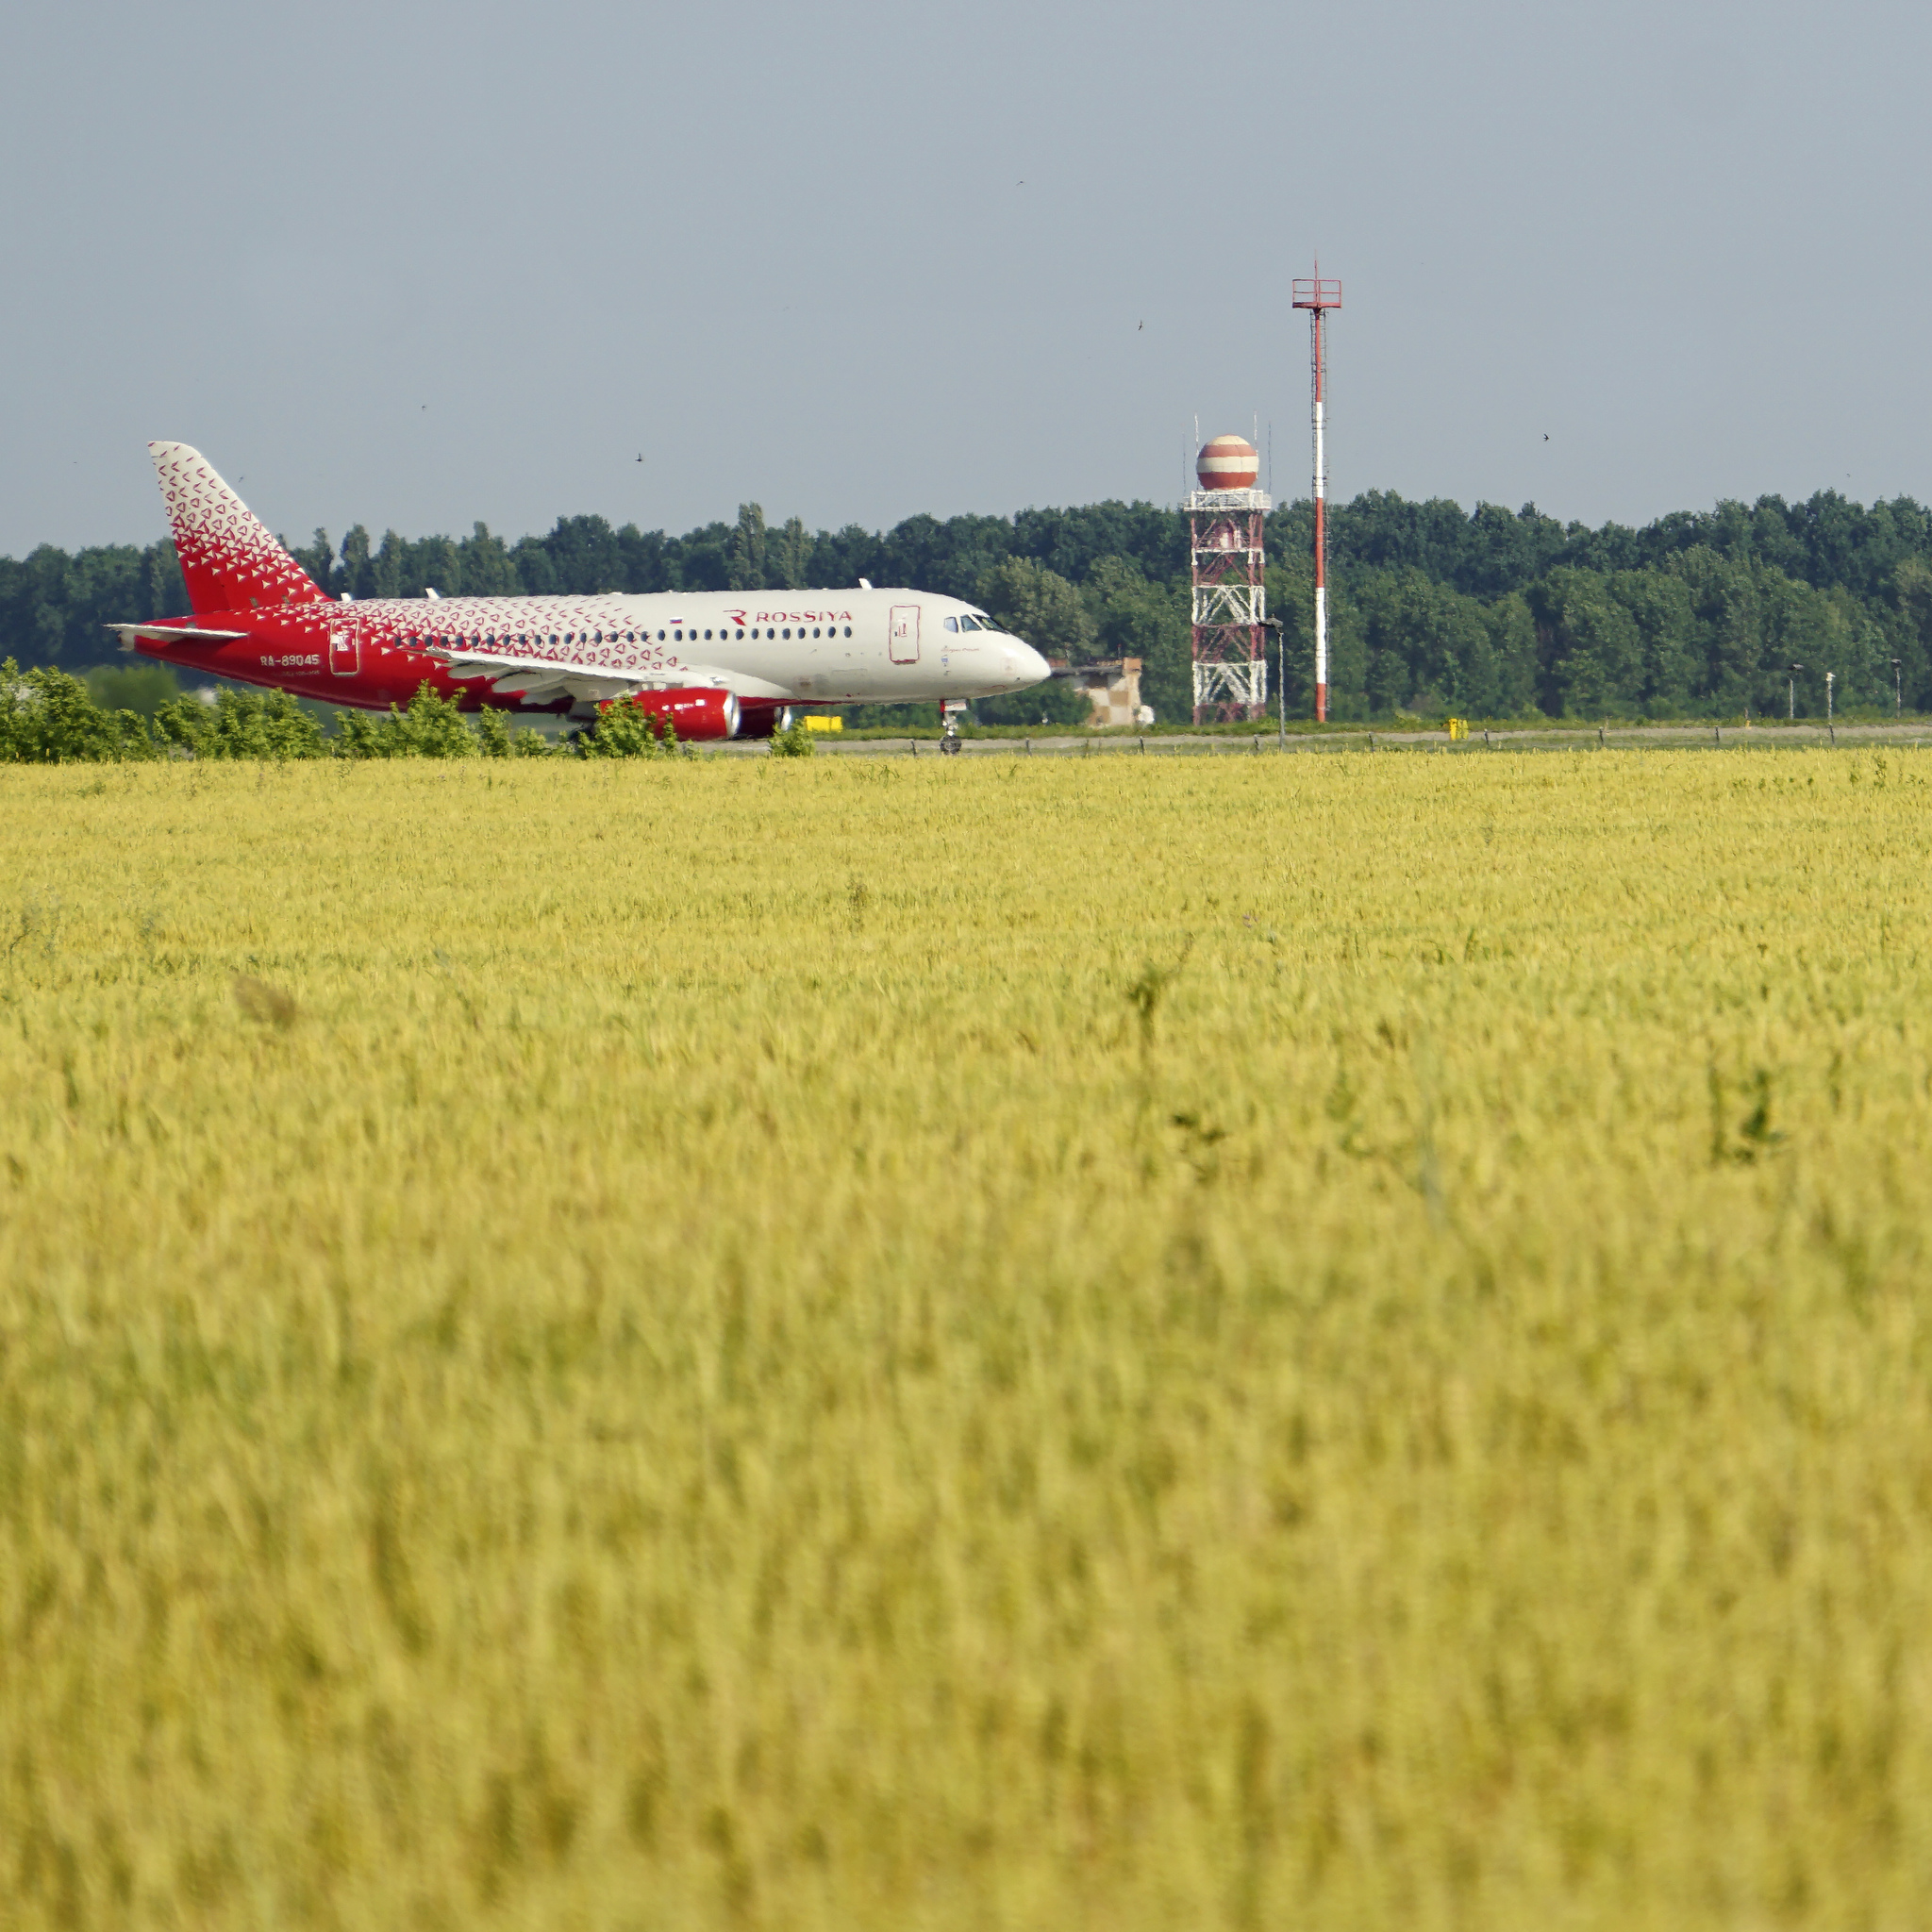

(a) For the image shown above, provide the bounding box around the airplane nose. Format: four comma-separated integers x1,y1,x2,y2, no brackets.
1007,642,1051,690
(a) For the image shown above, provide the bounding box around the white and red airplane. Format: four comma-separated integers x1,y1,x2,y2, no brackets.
109,443,1050,740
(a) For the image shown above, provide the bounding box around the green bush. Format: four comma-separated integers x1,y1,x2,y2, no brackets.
1,658,156,762
768,715,816,758
0,661,566,762
580,699,680,758
153,686,328,759
473,706,555,758
334,683,485,758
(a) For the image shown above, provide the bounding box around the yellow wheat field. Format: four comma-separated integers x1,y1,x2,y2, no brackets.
4,748,1931,1930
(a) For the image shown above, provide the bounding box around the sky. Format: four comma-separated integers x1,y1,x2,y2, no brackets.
4,0,1927,558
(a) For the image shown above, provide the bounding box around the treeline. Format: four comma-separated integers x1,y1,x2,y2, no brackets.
8,488,1932,722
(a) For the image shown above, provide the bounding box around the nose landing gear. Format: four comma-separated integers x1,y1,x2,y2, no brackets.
940,699,966,756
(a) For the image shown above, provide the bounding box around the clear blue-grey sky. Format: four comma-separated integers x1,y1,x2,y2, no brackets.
4,0,1924,557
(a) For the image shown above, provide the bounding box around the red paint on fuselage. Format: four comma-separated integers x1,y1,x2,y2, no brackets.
133,608,568,712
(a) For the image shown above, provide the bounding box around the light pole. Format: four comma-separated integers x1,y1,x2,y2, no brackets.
1265,618,1285,748
1789,663,1804,721
1893,658,1903,717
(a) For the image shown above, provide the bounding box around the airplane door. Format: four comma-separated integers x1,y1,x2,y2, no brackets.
889,604,920,664
329,616,359,675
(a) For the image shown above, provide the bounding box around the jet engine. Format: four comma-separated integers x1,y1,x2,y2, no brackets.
597,689,741,741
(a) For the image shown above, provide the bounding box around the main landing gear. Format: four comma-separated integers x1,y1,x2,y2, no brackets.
940,699,966,756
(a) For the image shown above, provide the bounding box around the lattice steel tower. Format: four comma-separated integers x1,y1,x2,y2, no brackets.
1188,432,1270,724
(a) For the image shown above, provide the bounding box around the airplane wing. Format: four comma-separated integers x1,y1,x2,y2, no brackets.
424,643,791,705
106,624,252,650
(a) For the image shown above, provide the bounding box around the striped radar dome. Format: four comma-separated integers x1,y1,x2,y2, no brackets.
1196,435,1259,491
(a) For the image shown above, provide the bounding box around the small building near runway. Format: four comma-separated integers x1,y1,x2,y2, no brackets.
1070,658,1151,727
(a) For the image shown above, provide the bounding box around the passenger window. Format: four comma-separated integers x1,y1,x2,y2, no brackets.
736,627,743,639
705,629,712,641
812,626,820,639
782,627,791,639
843,626,851,638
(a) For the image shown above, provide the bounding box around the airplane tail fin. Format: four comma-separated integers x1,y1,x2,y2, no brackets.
149,441,331,615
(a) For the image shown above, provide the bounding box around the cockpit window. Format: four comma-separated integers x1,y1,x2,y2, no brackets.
943,616,959,632
958,613,995,632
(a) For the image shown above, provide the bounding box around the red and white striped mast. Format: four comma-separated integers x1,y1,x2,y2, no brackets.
1291,268,1341,721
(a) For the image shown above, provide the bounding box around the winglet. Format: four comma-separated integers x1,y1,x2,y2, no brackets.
149,442,329,616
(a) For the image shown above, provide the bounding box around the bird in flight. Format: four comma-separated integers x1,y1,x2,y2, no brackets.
1543,433,1549,441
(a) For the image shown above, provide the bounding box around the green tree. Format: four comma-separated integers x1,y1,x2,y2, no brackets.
729,505,768,591
512,538,558,595
291,529,335,596
1527,569,1644,714
1354,567,1500,717
414,536,462,599
1607,570,1698,712
974,558,1095,661
1890,558,1932,708
458,524,519,597
1485,593,1540,715
769,517,811,591
1667,548,1764,710
339,526,374,598
370,531,407,600
1087,556,1187,725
